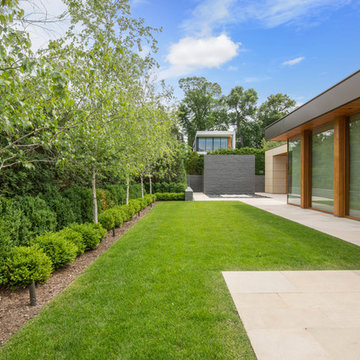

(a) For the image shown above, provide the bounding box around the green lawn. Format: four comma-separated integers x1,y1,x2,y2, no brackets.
1,202,360,359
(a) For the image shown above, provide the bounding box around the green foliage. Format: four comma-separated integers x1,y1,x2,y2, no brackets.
129,199,141,213
90,223,107,241
3,246,53,288
69,223,104,251
106,208,123,228
32,233,77,270
19,196,57,237
210,148,265,175
41,186,77,230
56,228,85,256
185,152,204,175
63,186,93,224
98,212,115,231
147,182,186,193
178,77,228,146
226,86,259,148
154,193,185,201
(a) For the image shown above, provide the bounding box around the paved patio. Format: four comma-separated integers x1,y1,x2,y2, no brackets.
223,270,360,360
193,192,360,247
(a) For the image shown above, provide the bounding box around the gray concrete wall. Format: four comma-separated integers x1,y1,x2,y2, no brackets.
187,175,203,192
255,175,265,192
203,155,255,195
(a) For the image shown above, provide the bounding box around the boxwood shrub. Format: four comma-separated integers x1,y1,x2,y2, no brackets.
91,222,107,240
56,228,86,256
32,233,78,270
154,192,185,201
98,212,115,231
70,223,103,250
107,208,123,227
4,246,53,287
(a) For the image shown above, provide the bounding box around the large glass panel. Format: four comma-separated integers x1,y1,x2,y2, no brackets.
197,138,206,152
220,138,228,149
311,123,334,212
349,113,360,218
205,138,213,152
288,137,301,205
213,138,221,150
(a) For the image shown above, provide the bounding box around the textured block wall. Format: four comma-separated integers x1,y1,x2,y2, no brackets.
187,175,204,192
204,155,255,194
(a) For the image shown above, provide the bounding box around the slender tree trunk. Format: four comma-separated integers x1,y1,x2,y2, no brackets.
92,168,98,223
112,227,116,237
29,281,36,306
149,174,152,195
141,176,144,198
126,177,130,205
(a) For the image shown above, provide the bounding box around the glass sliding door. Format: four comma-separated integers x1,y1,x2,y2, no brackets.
349,113,360,218
311,123,334,212
288,136,301,205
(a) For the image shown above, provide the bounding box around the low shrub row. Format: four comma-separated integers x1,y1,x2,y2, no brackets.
154,193,185,201
144,182,186,194
2,195,157,291
2,222,106,288
98,194,156,230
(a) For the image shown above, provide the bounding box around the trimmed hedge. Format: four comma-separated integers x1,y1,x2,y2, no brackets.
4,246,53,288
1,195,156,288
70,223,105,251
154,193,185,201
32,233,78,270
98,212,115,231
56,228,86,256
145,182,186,194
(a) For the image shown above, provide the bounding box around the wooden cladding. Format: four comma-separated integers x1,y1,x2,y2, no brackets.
227,137,231,149
333,117,347,216
300,130,311,209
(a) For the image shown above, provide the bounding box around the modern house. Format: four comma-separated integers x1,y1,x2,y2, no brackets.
265,69,360,220
193,131,236,154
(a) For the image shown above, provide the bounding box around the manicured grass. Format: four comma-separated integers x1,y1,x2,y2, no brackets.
1,202,360,359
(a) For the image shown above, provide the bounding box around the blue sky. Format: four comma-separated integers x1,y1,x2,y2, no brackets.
130,0,360,104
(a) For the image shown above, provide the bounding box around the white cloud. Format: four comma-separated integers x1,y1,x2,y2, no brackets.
182,0,351,34
182,0,237,36
243,76,271,83
159,34,240,79
282,56,305,66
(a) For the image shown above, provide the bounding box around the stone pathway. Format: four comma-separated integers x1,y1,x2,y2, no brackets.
223,270,360,360
192,192,360,247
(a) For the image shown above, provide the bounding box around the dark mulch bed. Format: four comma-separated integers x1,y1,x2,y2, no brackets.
0,203,157,346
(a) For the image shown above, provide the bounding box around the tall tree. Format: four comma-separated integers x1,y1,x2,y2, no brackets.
257,93,296,130
0,0,76,172
226,86,258,148
178,76,227,147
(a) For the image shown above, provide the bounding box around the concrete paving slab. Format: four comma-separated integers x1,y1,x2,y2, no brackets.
223,270,360,360
223,271,299,294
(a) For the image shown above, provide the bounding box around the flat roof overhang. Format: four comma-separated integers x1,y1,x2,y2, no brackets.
265,69,360,141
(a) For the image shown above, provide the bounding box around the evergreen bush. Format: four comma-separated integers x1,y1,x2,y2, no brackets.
32,233,77,270
98,212,115,231
4,246,53,287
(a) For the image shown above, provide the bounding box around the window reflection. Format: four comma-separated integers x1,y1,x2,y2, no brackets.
349,114,360,218
311,124,334,212
288,137,301,205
